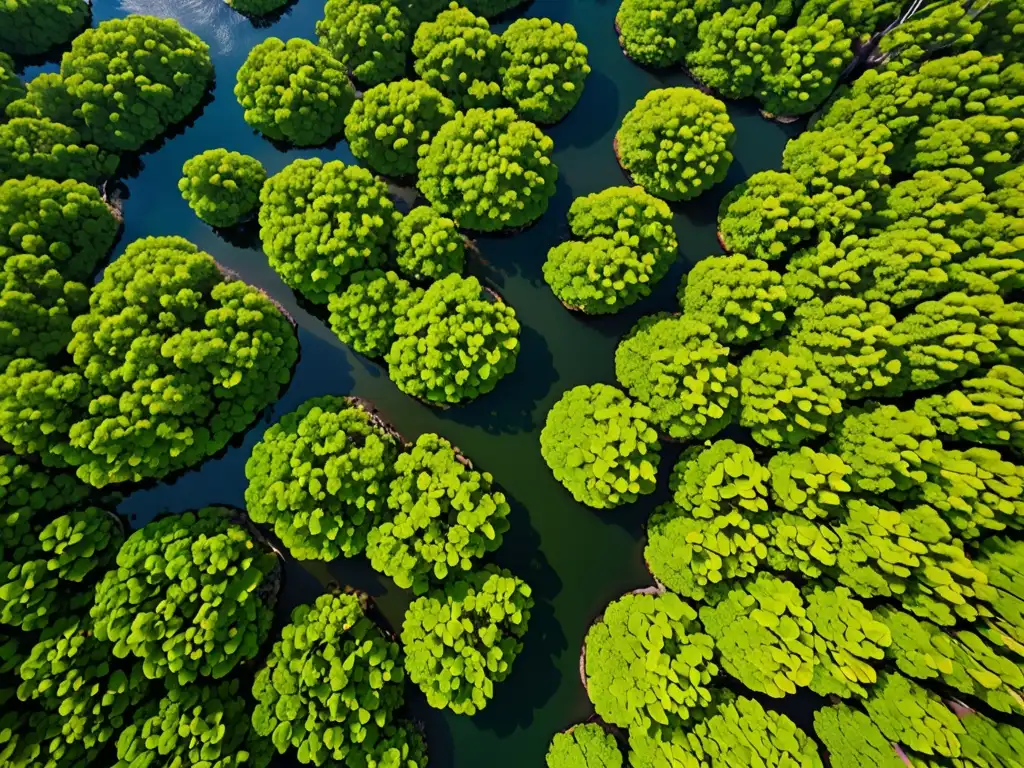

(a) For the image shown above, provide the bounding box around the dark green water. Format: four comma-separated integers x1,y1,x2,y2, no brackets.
67,0,799,764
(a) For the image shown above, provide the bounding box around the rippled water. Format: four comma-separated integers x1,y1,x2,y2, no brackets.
68,0,802,763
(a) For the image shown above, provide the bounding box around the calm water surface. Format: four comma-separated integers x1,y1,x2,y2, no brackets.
51,0,801,763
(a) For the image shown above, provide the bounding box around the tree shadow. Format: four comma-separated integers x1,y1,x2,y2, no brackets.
213,216,262,250
241,0,300,28
549,68,620,151
441,323,557,435
474,492,565,735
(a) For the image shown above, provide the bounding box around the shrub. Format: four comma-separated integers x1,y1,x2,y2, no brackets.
412,4,504,108
225,0,292,16
758,15,853,116
0,118,118,184
1,504,121,630
402,567,532,714
546,723,622,768
540,383,660,509
91,507,279,683
0,0,89,56
115,678,272,768
628,695,823,768
766,511,839,578
615,0,696,67
788,296,901,399
544,186,678,313
3,71,80,126
717,170,815,260
0,236,298,486
767,447,852,520
393,206,465,281
670,438,769,518
616,87,735,201
0,53,23,113
678,253,788,345
244,396,401,561
179,149,266,228
0,176,119,282
259,159,397,304
782,124,891,194
252,592,405,766
16,617,150,765
366,433,510,593
585,591,716,733
739,347,845,449
360,722,428,768
501,18,590,124
328,269,422,358
343,80,456,178
386,273,520,403
615,315,739,440
0,253,88,369
417,107,557,231
316,0,409,86
813,704,906,768
863,673,965,757
60,15,213,152
900,115,1020,183
235,38,355,147
915,365,1024,453
687,3,774,99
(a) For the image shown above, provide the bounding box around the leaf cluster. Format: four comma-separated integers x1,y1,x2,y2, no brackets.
0,0,89,57
328,269,423,358
179,149,267,228
615,0,698,67
501,17,591,124
546,723,623,768
717,170,816,260
393,206,465,282
540,383,661,509
0,117,118,184
316,0,409,85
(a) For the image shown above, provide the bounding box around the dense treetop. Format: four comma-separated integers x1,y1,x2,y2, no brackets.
316,0,410,86
179,149,266,228
0,0,90,57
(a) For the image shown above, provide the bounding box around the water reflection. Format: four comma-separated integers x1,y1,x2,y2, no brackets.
119,0,246,53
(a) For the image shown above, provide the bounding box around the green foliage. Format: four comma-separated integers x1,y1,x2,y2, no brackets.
235,38,355,147
1,505,121,630
957,712,1024,768
0,0,89,57
0,253,88,369
251,592,405,766
758,15,853,116
179,149,266,228
501,18,590,124
0,176,118,283
328,269,422,358
797,0,897,40
876,606,1024,716
3,71,80,127
417,107,557,231
544,186,678,313
60,15,213,152
17,617,150,764
245,396,401,561
687,2,774,99
679,253,788,345
116,678,271,768
0,236,298,486
316,0,409,86
0,52,23,113
700,576,890,698
540,383,660,509
546,723,622,768
402,567,532,714
0,117,118,184
394,206,465,282
768,447,851,520
915,366,1024,453
813,704,906,768
412,4,504,108
344,79,456,178
616,87,735,201
628,695,823,768
386,273,520,403
615,0,696,67
585,591,716,733
670,438,769,518
225,0,292,16
900,115,1023,183
259,159,397,304
91,507,278,683
398,0,449,25
788,296,901,398
717,170,815,260
358,721,428,768
876,1,981,73
739,347,845,449
462,0,528,15
862,672,965,757
366,433,510,593
977,536,1024,644
615,315,739,440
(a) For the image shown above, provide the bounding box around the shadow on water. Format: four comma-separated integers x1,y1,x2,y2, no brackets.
550,68,621,151
214,216,262,250
442,324,557,435
475,492,565,736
